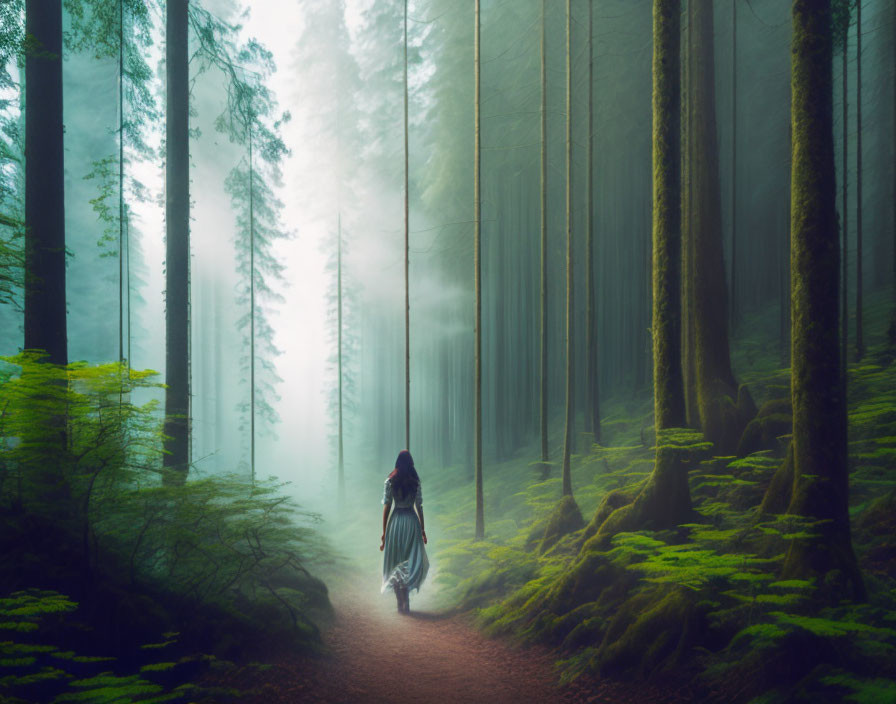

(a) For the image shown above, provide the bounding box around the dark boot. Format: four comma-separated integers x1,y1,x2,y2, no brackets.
401,586,410,613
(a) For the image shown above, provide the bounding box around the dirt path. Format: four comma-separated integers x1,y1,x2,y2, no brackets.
235,581,689,704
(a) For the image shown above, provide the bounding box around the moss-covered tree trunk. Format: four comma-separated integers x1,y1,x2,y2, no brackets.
163,0,190,485
652,0,686,433
581,0,690,548
24,0,66,365
686,0,753,455
784,0,864,600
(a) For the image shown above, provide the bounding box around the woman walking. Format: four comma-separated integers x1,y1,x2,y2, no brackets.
380,450,429,613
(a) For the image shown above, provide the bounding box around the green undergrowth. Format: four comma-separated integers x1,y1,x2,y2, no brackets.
0,356,332,703
429,287,896,703
0,588,257,703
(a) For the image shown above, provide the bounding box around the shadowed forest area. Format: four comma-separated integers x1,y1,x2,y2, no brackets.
0,0,895,702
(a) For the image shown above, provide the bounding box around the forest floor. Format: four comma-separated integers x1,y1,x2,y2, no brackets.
228,578,693,704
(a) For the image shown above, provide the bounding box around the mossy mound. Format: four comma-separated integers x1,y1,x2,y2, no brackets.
580,487,639,546
700,383,758,456
596,587,706,678
854,490,896,577
737,397,792,457
522,496,585,557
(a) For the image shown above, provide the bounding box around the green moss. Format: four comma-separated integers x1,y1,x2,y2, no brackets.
597,588,702,677
538,496,585,554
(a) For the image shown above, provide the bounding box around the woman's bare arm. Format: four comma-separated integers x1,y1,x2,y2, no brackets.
380,504,390,551
417,506,427,544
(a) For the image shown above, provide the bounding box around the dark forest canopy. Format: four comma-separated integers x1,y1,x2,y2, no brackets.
0,0,894,702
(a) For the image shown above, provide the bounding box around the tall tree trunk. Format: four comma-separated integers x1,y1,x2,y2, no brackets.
163,0,191,485
403,0,411,449
890,1,896,348
539,0,549,475
855,0,864,360
586,0,688,548
24,0,66,365
561,0,574,498
681,0,698,427
249,123,255,484
784,0,864,600
119,0,125,372
338,213,344,499
841,21,849,381
585,0,601,443
653,0,686,432
730,0,737,327
474,0,484,540
24,0,69,511
687,0,753,454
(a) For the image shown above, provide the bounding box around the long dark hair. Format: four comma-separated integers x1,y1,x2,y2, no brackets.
388,450,420,500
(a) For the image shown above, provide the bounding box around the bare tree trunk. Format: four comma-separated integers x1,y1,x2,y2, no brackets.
338,213,344,499
403,0,411,449
249,123,255,484
730,0,737,327
163,0,191,485
681,0,698,427
890,1,896,347
474,0,484,540
842,22,849,381
24,0,67,365
24,0,69,509
539,0,549,475
561,0,574,498
855,0,864,360
119,0,125,373
585,0,601,443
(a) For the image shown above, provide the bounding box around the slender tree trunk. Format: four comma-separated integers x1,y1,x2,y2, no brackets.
855,0,864,360
249,123,255,484
687,0,753,454
474,0,484,540
585,0,600,443
338,213,344,499
163,0,191,485
24,0,66,365
730,0,737,327
539,0,549,475
842,24,849,381
785,0,864,600
561,0,575,498
890,1,896,347
119,0,125,371
403,0,411,449
682,0,698,427
125,208,131,364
